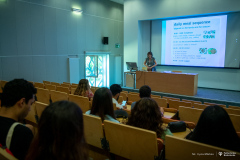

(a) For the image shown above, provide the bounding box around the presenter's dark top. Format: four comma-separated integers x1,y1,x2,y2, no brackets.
0,116,33,160
145,57,156,67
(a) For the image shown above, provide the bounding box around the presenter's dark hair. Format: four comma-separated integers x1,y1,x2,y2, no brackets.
139,85,151,98
1,79,37,107
127,98,164,138
147,51,153,57
110,84,122,96
91,88,116,121
26,101,88,160
186,105,240,152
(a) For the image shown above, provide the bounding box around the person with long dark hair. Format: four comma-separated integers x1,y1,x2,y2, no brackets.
74,79,93,100
186,105,240,152
127,98,172,141
26,101,88,160
85,88,119,123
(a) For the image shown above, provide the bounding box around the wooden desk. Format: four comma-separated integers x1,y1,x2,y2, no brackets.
164,112,175,119
136,71,198,96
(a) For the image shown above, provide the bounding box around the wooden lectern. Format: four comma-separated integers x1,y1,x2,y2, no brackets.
136,71,198,96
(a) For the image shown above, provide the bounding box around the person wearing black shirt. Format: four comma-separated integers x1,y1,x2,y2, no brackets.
0,79,37,160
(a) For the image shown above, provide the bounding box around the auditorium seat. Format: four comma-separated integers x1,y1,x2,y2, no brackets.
0,80,8,89
61,83,70,88
0,147,18,160
35,87,51,104
50,90,68,102
56,86,70,94
151,95,162,99
193,103,208,110
68,94,91,113
182,99,202,106
70,87,77,94
120,92,128,101
179,106,203,124
51,82,61,86
104,120,162,159
90,88,96,94
127,93,140,102
228,105,240,110
229,114,240,132
43,80,51,84
71,83,78,87
224,108,240,115
34,82,45,88
117,96,123,103
45,84,56,91
204,102,226,108
169,99,192,110
162,96,180,103
83,114,109,159
152,97,167,108
25,103,37,126
165,135,240,160
35,101,48,120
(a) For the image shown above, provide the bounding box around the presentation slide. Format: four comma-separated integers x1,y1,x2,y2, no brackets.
161,15,227,67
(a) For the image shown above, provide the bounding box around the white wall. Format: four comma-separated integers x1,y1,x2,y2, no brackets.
0,0,123,85
124,0,240,91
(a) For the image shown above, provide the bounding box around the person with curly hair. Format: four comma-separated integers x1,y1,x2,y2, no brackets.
74,79,93,100
127,98,172,141
26,101,88,160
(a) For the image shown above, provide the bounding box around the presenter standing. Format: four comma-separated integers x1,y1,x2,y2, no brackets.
144,52,157,71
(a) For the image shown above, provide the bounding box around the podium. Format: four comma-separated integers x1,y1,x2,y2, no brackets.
124,72,136,88
136,71,198,96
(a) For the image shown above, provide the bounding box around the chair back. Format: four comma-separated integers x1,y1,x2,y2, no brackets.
25,103,37,125
193,103,208,110
71,87,77,94
120,92,128,101
34,82,44,88
229,114,240,132
45,84,56,91
118,96,123,103
50,90,68,102
104,120,160,160
224,108,240,116
228,105,240,110
83,114,104,148
152,97,167,108
179,106,203,124
51,82,60,86
0,80,8,89
68,94,90,113
56,86,70,94
61,83,70,88
35,101,48,120
43,80,51,84
204,102,226,108
127,93,140,102
165,135,240,160
36,87,51,104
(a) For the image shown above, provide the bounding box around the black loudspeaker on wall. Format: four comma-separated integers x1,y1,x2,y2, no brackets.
102,37,108,45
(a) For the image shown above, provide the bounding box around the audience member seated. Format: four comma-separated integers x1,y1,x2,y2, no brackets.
131,85,164,114
26,101,88,160
110,84,128,118
186,105,240,152
74,79,94,100
110,84,127,109
131,85,151,109
0,79,36,160
127,98,173,142
85,88,120,123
